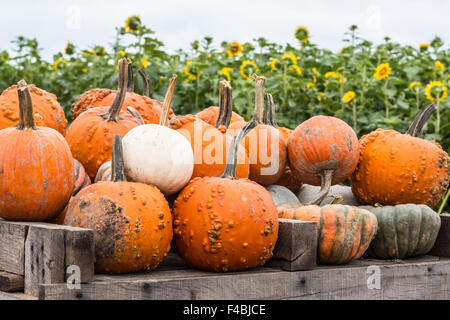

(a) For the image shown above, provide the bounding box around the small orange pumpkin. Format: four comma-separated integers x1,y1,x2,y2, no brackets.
64,135,173,274
0,80,74,221
73,158,91,196
66,59,142,180
173,121,278,272
350,104,450,207
228,77,287,185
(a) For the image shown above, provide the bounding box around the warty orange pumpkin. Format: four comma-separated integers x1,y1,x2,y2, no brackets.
64,134,173,274
0,80,74,221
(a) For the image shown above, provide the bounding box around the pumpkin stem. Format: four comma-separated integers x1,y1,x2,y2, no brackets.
263,93,278,128
111,134,126,182
252,76,266,123
215,80,232,128
138,69,150,97
330,195,343,204
126,63,134,92
406,104,435,137
100,58,130,122
221,120,257,179
159,74,177,126
309,169,333,205
126,106,144,125
16,80,36,130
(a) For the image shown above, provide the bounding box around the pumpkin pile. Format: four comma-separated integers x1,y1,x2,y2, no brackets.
0,60,448,274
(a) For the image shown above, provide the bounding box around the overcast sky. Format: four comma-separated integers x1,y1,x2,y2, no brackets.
0,0,448,59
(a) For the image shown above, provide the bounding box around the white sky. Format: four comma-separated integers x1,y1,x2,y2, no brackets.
0,0,449,58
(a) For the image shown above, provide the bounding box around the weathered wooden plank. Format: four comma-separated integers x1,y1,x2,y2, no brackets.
65,228,95,283
0,291,37,300
38,256,450,300
0,271,24,292
430,213,450,257
0,220,27,275
24,225,66,297
266,219,317,271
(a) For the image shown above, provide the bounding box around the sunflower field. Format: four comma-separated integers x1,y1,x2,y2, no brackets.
0,15,449,210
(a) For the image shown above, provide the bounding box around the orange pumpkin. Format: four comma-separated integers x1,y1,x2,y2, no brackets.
169,81,249,179
0,80,74,221
288,115,359,204
350,104,450,207
66,58,142,180
64,135,173,274
228,77,287,185
73,159,91,196
278,204,378,264
0,83,67,135
173,121,278,272
70,64,172,123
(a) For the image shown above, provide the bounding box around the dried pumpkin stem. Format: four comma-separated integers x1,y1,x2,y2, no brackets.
138,69,150,97
16,79,36,130
159,74,177,126
309,169,334,205
406,104,435,137
221,120,257,179
126,63,134,92
126,106,144,125
215,80,232,128
111,134,126,182
252,76,266,123
263,93,278,128
101,58,130,122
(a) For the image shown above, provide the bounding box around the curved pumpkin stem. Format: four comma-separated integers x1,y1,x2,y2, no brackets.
100,58,130,122
159,74,177,126
126,106,144,125
221,120,257,179
215,80,232,128
252,76,266,123
111,134,126,182
126,63,134,92
16,79,36,130
138,69,150,97
308,169,333,205
263,93,278,128
406,104,435,137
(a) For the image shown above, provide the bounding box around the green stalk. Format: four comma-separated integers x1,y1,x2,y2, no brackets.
438,187,450,214
352,102,357,131
436,97,441,136
384,79,389,119
281,64,288,113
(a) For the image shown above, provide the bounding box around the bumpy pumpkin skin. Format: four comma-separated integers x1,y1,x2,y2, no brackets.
288,116,359,186
73,158,91,196
0,127,75,221
64,181,173,274
361,204,441,259
0,85,67,135
196,106,244,126
65,106,140,180
351,129,450,207
173,176,278,272
169,115,249,179
71,89,169,124
278,204,378,264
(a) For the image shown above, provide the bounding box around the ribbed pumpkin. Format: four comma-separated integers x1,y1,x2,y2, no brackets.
288,115,359,205
66,59,142,180
94,160,112,183
228,77,287,185
297,184,361,206
361,204,441,259
122,75,194,195
70,64,172,123
278,204,378,264
173,121,278,272
73,159,91,196
169,81,249,179
0,80,74,221
351,105,450,207
64,135,173,274
0,83,67,135
263,93,302,191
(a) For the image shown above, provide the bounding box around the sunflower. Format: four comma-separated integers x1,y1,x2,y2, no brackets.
227,41,243,58
435,61,445,72
409,81,421,91
312,67,317,83
317,92,325,101
419,43,430,51
374,62,391,80
125,15,141,33
65,40,75,55
325,71,343,82
306,82,314,90
82,68,87,73
281,53,301,75
268,58,279,70
342,91,355,103
220,67,233,81
119,50,126,57
53,59,68,71
184,60,202,80
239,60,258,80
0,50,10,62
425,81,448,102
141,57,149,69
295,26,309,43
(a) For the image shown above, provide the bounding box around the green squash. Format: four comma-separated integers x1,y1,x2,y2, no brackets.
361,204,441,259
265,185,300,208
